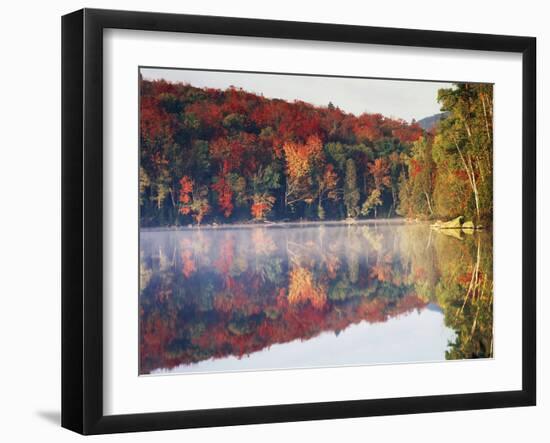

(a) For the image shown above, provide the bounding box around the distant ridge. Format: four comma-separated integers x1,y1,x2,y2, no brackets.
417,112,450,131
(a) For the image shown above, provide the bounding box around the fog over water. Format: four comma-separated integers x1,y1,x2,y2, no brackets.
139,221,493,375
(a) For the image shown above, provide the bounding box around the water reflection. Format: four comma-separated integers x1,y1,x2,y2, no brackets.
139,221,493,375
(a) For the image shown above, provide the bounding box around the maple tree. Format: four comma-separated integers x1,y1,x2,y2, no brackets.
283,134,325,209
178,175,210,224
251,193,276,220
211,176,234,218
317,164,339,219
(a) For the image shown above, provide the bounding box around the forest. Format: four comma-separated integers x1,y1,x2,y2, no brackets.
139,77,493,227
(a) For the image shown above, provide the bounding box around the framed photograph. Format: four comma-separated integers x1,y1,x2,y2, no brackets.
62,8,536,435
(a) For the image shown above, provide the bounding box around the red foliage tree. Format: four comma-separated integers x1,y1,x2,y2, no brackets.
212,176,234,217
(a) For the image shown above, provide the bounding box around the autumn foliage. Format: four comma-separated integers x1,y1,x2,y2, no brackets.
140,78,492,227
139,78,426,226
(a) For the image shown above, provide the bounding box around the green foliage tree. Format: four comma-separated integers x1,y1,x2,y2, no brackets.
398,137,435,219
361,189,382,216
398,84,492,225
433,84,493,224
344,159,360,218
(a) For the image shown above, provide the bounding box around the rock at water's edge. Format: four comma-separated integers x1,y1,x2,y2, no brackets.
437,215,464,229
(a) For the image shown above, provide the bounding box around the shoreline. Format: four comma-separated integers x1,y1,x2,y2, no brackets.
140,217,424,232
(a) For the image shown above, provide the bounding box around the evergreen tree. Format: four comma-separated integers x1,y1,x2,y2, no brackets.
344,158,360,218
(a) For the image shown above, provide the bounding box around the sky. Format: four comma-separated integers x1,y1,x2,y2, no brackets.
150,307,455,375
140,67,454,123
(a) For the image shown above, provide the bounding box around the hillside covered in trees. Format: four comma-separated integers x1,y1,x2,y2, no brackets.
139,78,493,227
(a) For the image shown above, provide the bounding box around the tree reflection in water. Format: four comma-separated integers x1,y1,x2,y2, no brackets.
139,221,493,374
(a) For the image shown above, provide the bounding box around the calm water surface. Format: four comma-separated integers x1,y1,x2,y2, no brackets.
139,221,493,375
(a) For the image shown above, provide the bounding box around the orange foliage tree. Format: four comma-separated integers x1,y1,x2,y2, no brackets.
283,134,328,210
178,175,210,224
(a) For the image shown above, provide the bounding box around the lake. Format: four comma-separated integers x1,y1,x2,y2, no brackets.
139,221,493,375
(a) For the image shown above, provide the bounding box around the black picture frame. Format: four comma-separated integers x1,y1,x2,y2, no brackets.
62,8,536,435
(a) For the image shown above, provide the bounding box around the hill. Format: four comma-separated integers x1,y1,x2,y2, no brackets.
417,112,449,131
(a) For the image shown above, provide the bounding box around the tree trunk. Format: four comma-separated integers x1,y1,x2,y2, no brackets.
424,191,434,215
453,137,480,221
480,93,492,144
169,187,178,225
467,154,481,221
